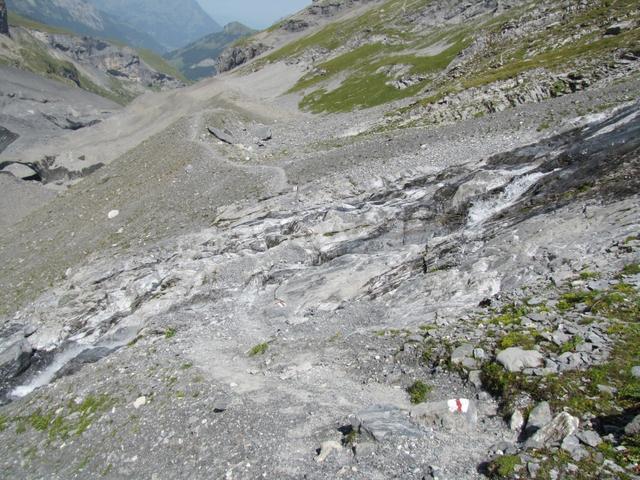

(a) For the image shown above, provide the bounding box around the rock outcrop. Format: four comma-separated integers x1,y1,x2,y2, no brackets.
37,32,184,91
215,42,271,73
0,0,8,36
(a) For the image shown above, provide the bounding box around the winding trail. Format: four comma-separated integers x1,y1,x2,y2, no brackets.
189,109,289,194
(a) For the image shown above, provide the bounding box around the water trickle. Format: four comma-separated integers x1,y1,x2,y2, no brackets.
467,171,551,227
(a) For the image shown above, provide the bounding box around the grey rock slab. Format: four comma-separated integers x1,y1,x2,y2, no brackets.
410,398,477,430
450,343,474,364
352,405,423,441
577,430,602,448
510,410,525,432
625,415,640,436
255,126,272,142
0,335,32,379
525,413,580,449
561,435,589,461
468,370,482,389
315,440,342,463
497,347,544,372
526,401,552,433
631,366,640,378
1,162,38,179
207,127,235,144
605,21,634,36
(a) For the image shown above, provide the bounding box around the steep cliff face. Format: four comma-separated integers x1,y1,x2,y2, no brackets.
0,0,8,36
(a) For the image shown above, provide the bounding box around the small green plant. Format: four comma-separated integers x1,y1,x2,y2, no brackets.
560,335,584,353
407,380,431,404
0,414,6,432
488,455,521,478
498,330,539,350
164,328,176,339
579,270,600,280
248,342,269,357
180,363,193,370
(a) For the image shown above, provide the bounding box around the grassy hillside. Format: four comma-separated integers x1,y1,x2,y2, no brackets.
251,0,640,114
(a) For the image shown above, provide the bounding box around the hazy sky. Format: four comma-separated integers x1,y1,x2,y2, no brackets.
197,0,311,29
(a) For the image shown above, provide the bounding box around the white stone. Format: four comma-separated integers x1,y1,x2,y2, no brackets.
108,210,120,219
133,396,147,409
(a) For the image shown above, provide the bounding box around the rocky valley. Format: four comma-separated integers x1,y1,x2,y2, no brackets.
0,1,639,479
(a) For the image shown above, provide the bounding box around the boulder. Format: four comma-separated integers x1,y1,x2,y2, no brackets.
410,398,477,430
208,127,235,144
605,21,633,36
510,410,525,432
577,430,602,448
351,405,422,441
525,412,579,449
561,435,589,461
255,126,272,142
625,414,640,436
315,440,342,463
450,343,474,364
497,347,544,372
526,402,552,433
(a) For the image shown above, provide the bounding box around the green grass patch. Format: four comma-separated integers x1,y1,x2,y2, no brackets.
487,454,522,478
12,394,115,440
621,263,640,276
407,380,432,404
164,328,176,339
498,330,540,350
248,342,269,357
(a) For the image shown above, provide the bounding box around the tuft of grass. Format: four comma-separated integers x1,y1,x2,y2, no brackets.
621,263,640,276
164,328,176,339
559,335,584,354
248,342,269,357
407,380,432,404
490,303,529,326
579,270,600,280
498,330,540,350
488,455,522,478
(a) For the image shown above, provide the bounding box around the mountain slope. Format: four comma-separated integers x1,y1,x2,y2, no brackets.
165,22,255,80
225,0,640,127
6,0,165,52
86,0,222,51
0,13,185,105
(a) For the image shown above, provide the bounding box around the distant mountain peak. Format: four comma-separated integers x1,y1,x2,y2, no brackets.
223,22,253,35
85,0,222,51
